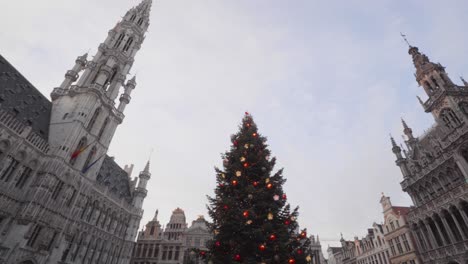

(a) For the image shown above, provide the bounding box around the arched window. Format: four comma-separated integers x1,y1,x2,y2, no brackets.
83,147,97,171
123,37,134,52
70,137,87,165
138,18,144,26
432,177,443,192
114,33,125,48
98,118,109,140
87,108,101,131
130,14,136,21
440,108,461,129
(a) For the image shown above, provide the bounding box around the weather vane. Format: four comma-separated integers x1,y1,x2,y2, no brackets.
400,32,411,47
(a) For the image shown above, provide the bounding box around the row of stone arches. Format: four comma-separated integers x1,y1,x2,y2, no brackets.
411,200,468,253
409,166,463,206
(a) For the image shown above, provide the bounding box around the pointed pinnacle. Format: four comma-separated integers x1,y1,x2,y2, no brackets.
144,160,150,173
401,118,409,129
461,76,468,86
417,96,424,106
390,134,397,147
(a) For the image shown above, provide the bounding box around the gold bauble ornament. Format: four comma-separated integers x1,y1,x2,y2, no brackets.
244,144,249,149
267,212,274,220
246,220,253,225
236,171,242,177
240,157,246,162
265,178,270,183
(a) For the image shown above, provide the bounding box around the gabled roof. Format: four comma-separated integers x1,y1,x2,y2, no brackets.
0,54,51,139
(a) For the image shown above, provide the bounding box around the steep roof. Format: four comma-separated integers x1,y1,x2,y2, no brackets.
392,206,410,216
0,54,51,139
96,156,133,202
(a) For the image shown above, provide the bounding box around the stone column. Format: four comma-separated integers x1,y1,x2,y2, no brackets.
433,218,449,245
412,228,425,252
424,220,438,248
450,210,467,240
457,205,468,227
441,215,457,243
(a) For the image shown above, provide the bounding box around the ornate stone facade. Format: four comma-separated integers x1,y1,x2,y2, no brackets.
380,195,421,264
390,45,468,264
130,209,212,264
0,1,153,263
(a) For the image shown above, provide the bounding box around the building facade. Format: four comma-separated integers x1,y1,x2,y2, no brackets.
0,1,153,263
328,247,344,264
309,235,326,264
380,195,421,264
130,209,211,264
390,45,468,264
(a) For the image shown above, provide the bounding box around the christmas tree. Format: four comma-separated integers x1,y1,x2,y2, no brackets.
206,112,312,263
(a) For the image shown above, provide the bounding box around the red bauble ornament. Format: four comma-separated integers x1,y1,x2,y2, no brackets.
284,219,291,225
252,132,257,137
297,249,303,255
200,251,206,256
243,162,249,168
300,231,307,238
243,211,249,218
233,140,238,146
215,241,221,247
266,183,273,189
282,194,287,200
259,244,266,251
253,181,259,187
223,205,229,210
219,183,224,187
232,180,238,186
234,254,241,262
269,234,276,241
245,111,249,115
288,258,296,264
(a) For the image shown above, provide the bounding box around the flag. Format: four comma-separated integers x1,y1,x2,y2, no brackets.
71,142,92,159
82,154,105,174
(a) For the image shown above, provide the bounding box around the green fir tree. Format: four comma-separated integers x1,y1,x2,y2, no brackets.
206,112,312,264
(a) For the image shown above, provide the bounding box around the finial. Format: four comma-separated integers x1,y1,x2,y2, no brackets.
400,32,411,47
153,209,159,220
381,192,385,197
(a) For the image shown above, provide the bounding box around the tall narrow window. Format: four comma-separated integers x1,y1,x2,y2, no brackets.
0,155,19,182
130,14,136,21
27,225,42,247
83,147,97,171
98,118,109,140
402,234,411,251
87,108,101,131
440,108,461,129
51,180,64,200
138,18,144,26
47,231,58,251
431,77,440,89
15,166,32,189
70,137,87,165
114,33,125,48
123,37,134,52
67,189,77,206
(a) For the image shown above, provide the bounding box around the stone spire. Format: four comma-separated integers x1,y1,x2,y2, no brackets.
401,118,414,140
461,76,468,86
48,0,152,176
153,209,159,220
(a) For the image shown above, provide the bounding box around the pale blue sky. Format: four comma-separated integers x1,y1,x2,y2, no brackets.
1,0,467,250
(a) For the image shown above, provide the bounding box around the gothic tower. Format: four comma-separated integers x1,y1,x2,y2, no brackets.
49,0,152,178
390,43,468,264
